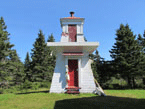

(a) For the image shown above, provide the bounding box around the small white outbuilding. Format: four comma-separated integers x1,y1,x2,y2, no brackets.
47,12,99,93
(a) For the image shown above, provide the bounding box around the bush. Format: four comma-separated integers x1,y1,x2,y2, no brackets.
136,83,145,89
0,82,9,89
31,82,40,90
3,87,17,93
108,84,114,89
21,80,32,89
135,78,145,89
0,88,4,94
40,81,51,88
102,77,128,89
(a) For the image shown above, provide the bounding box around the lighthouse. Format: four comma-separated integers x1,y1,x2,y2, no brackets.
47,12,99,93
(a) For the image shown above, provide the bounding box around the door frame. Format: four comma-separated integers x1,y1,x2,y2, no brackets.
68,59,78,87
65,57,81,88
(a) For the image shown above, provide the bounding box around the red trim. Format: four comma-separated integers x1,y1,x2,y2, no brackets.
62,17,81,19
63,52,83,56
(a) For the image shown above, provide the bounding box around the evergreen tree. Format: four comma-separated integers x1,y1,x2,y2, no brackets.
9,50,24,85
31,30,49,82
143,31,145,53
47,33,55,42
91,50,113,87
84,36,87,42
24,52,31,82
137,34,145,53
0,17,14,83
91,50,101,82
142,31,145,85
138,31,145,53
24,52,31,68
137,32,145,85
45,34,56,81
109,24,144,88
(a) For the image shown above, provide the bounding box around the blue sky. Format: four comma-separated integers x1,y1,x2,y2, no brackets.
1,0,145,62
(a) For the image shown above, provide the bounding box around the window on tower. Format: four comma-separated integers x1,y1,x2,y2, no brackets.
68,25,77,42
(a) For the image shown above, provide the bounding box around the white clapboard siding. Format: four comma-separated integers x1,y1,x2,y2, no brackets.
50,52,97,93
80,58,96,93
50,54,66,93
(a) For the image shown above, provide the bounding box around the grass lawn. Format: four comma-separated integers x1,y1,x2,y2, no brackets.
0,89,145,109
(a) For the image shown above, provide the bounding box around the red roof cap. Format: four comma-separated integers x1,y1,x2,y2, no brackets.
61,12,81,19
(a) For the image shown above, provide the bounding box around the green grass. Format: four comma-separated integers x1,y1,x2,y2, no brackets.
105,90,145,99
0,89,145,109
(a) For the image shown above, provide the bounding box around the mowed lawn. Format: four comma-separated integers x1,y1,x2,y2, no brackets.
0,90,145,109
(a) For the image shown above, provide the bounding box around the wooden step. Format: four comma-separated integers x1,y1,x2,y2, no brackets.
66,87,80,90
66,91,80,94
65,86,81,94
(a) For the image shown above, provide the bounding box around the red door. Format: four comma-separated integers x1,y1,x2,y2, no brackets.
68,25,77,42
68,60,78,87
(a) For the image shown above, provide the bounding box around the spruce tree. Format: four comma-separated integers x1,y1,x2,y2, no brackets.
24,52,31,69
91,50,101,82
47,34,55,67
9,50,24,85
143,31,145,53
139,31,145,53
45,34,56,82
47,33,55,42
92,50,113,87
137,32,145,85
24,52,31,82
137,34,145,53
31,30,48,82
143,31,145,85
0,17,14,83
84,36,87,42
109,24,144,88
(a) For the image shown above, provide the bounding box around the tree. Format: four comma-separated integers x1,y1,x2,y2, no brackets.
31,30,48,82
137,33,145,53
30,31,56,82
45,34,56,82
91,50,101,82
84,36,87,42
91,50,113,87
0,17,14,84
47,33,55,42
9,50,24,85
142,31,145,85
137,32,145,85
24,52,31,82
143,31,145,53
109,24,144,88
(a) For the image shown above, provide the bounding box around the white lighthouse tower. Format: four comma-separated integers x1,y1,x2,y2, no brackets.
47,12,99,93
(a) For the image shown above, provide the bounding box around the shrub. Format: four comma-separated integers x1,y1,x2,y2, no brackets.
135,78,145,89
40,81,51,88
102,77,127,89
31,82,40,90
21,80,32,89
0,88,4,94
3,87,17,93
0,82,9,89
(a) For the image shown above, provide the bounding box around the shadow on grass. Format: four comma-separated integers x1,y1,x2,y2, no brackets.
16,90,49,95
54,95,145,109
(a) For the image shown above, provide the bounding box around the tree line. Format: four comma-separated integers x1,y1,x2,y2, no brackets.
1,17,145,93
92,24,145,89
0,17,55,93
